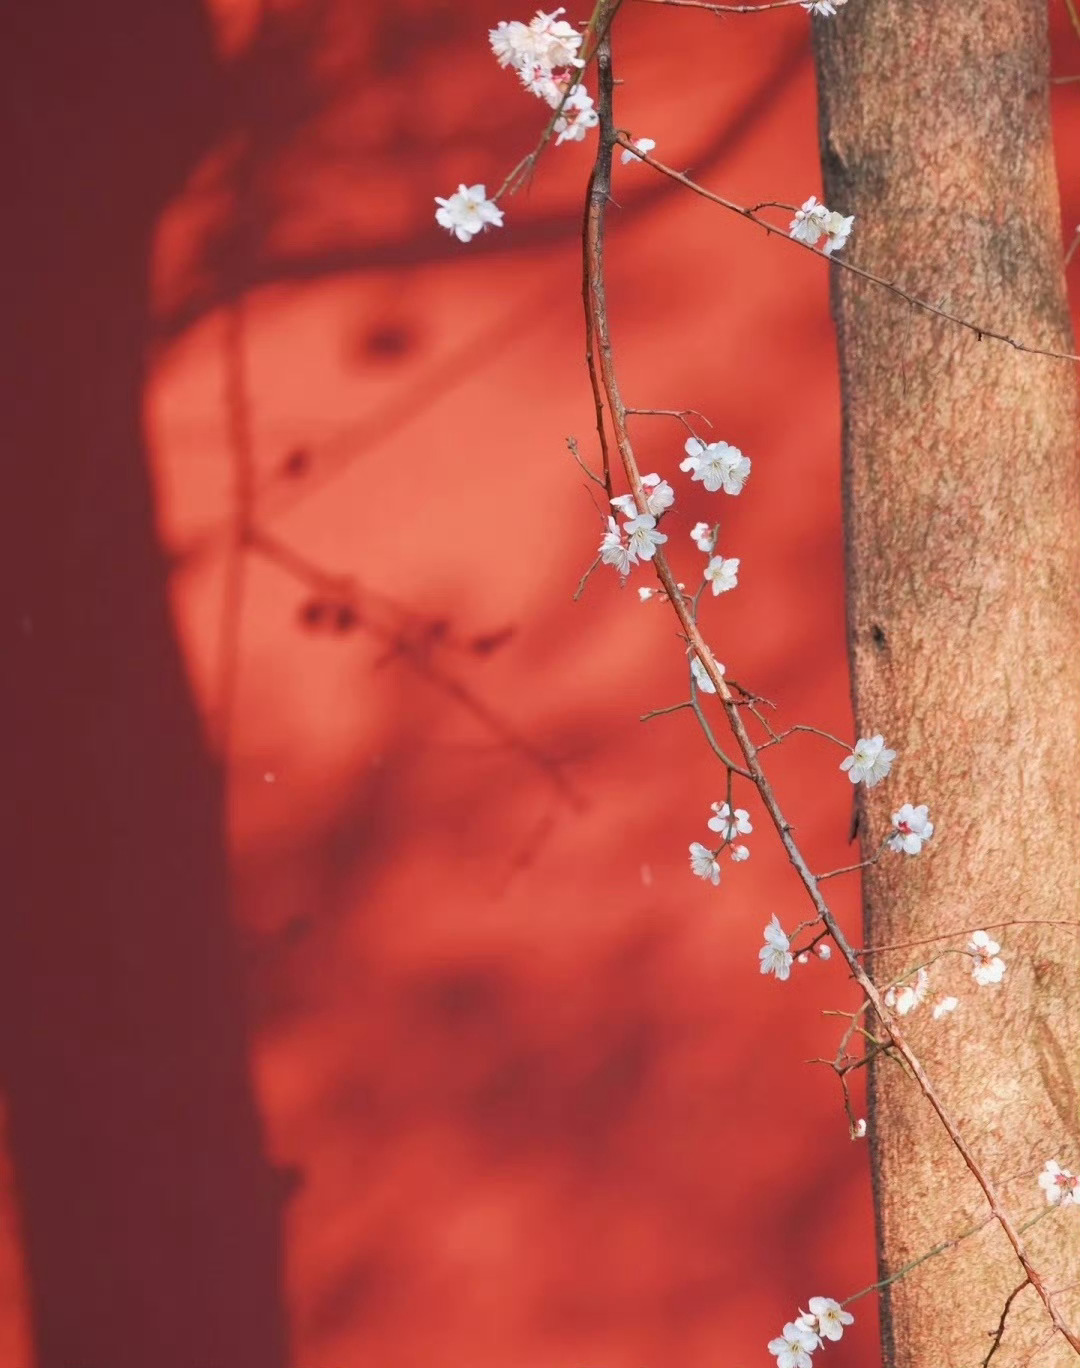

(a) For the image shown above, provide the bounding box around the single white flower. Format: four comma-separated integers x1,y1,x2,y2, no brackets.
620,136,656,164
822,209,855,255
789,195,829,246
888,803,933,854
639,472,675,517
680,436,751,495
797,951,810,965
1038,1160,1078,1207
817,942,832,961
637,587,655,602
852,1117,867,1139
768,1319,818,1368
704,554,740,596
690,521,716,553
528,7,584,67
884,967,929,1017
759,916,793,982
730,843,750,862
969,930,1006,986
624,512,667,561
802,0,849,17
599,516,632,575
434,184,505,243
708,802,752,840
690,654,723,694
554,84,598,144
932,995,958,1020
840,734,896,787
799,1298,854,1343
489,19,536,70
689,841,721,885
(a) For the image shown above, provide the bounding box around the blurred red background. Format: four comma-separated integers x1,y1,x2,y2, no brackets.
2,2,1078,1365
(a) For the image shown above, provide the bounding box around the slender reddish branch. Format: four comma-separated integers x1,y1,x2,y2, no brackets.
583,12,1080,1352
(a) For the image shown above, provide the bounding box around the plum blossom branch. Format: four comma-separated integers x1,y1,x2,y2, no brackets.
613,136,1080,367
583,15,1080,1351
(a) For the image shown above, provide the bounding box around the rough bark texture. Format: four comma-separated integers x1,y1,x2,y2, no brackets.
814,4,1080,1366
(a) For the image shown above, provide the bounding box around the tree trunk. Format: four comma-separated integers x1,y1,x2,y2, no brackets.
814,3,1080,1365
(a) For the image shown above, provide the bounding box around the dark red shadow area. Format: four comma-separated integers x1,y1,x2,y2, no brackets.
1,1,1078,1365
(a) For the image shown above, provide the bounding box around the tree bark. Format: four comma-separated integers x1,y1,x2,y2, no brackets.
814,3,1080,1365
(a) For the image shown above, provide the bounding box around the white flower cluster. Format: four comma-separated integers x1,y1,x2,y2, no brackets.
599,475,673,576
436,9,593,242
879,928,1005,1026
1039,1159,1078,1208
489,8,597,143
680,436,751,494
769,1297,854,1368
789,195,854,255
689,802,752,886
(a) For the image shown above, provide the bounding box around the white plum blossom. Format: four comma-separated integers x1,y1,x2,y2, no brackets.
708,802,752,840
789,194,854,254
637,587,655,602
790,195,828,246
624,512,667,561
554,84,598,144
889,803,933,854
690,654,723,694
840,734,896,787
817,942,832,960
1038,1160,1078,1208
797,1298,854,1344
704,554,740,596
434,184,504,243
797,951,810,965
620,136,656,164
932,995,958,1020
640,473,675,516
689,842,721,885
691,521,716,553
610,492,637,517
969,930,1006,986
759,916,794,982
852,1117,867,1139
731,843,750,862
822,208,855,256
768,1319,818,1368
489,8,584,78
599,516,632,575
884,967,929,1016
802,0,849,17
681,437,751,495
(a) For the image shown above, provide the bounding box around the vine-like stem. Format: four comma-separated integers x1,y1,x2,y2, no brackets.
583,9,1080,1352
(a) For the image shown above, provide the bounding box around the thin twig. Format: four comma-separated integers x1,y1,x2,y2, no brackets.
615,138,1080,366
982,1279,1030,1368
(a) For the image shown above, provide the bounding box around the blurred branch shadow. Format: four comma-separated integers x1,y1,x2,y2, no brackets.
0,2,288,1364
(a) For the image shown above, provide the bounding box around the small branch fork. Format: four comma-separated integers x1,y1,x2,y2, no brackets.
582,9,1080,1353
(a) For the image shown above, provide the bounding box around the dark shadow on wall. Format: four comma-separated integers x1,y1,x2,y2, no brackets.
0,3,289,1365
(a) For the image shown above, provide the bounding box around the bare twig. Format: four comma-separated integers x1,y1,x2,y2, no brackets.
615,137,1080,366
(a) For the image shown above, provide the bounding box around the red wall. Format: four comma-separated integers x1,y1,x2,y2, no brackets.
2,1,1078,1364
